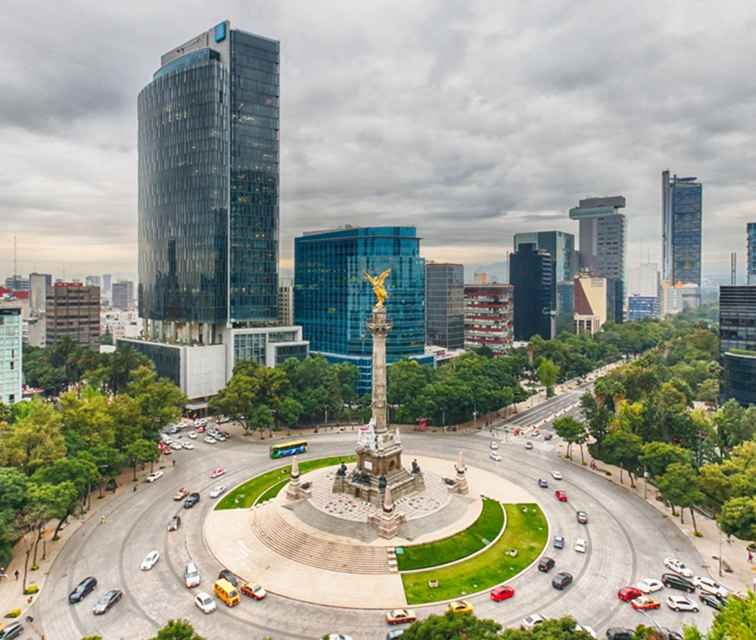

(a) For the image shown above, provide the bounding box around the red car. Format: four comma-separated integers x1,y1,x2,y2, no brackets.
555,490,568,502
195,425,206,433
209,466,226,479
631,596,661,611
618,586,643,602
490,585,515,602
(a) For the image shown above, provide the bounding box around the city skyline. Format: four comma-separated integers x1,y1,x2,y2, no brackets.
2,2,756,282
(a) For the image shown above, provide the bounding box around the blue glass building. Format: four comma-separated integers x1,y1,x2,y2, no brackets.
662,171,703,286
627,295,658,321
294,226,429,391
747,222,756,285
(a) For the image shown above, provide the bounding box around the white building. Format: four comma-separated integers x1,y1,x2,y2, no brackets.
0,304,22,405
628,263,660,298
101,309,142,341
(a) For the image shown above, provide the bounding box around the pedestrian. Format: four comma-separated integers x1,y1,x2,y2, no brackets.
14,569,19,581
133,485,137,493
172,459,176,467
748,549,753,564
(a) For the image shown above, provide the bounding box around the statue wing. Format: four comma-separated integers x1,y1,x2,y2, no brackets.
378,268,391,283
363,271,376,285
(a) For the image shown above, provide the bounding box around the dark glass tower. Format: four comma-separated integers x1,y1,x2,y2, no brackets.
138,21,279,340
719,286,756,406
510,243,556,341
747,222,756,285
662,171,702,286
426,263,464,350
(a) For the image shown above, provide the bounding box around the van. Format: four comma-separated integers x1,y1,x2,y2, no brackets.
213,578,240,607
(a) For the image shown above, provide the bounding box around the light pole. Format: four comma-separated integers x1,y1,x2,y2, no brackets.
643,468,649,500
442,410,446,428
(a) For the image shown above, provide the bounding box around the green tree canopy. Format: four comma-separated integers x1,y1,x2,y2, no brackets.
150,619,205,640
657,463,705,532
717,496,756,541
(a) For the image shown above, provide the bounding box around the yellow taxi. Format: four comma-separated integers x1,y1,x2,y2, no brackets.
447,600,474,615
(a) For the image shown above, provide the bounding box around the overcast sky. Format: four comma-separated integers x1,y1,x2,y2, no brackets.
2,0,755,283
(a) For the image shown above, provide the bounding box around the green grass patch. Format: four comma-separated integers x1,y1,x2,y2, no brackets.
397,498,504,571
401,503,548,604
216,455,355,510
257,479,288,504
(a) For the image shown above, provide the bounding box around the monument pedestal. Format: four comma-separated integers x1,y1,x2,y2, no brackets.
448,450,470,495
367,485,406,539
285,456,311,501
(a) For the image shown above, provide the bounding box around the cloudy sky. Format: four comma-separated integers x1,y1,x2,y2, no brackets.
2,0,755,283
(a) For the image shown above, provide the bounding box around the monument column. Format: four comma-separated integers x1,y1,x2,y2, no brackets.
367,304,392,437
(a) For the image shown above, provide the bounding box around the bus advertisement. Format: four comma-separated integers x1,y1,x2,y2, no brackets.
270,440,308,459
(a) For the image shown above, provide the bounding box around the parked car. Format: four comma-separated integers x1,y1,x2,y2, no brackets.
552,571,573,590
241,582,267,600
538,556,555,573
386,630,405,640
631,596,661,611
184,492,201,509
576,511,588,524
574,538,587,553
174,487,190,501
188,431,198,439
553,535,565,550
182,442,194,450
447,600,473,615
605,629,634,640
145,471,164,483
0,622,23,639
68,576,98,604
525,441,534,450
170,441,182,451
195,425,206,433
666,595,699,612
551,470,563,480
693,576,728,599
635,578,663,594
194,591,216,614
699,593,724,610
218,569,240,587
538,478,549,489
617,586,643,602
544,433,554,441
209,485,227,499
555,490,568,502
209,467,226,478
386,609,417,624
664,557,693,578
489,452,502,462
93,589,123,615
490,585,515,601
184,562,201,588
521,614,544,631
140,550,160,571
662,573,695,593
204,436,216,444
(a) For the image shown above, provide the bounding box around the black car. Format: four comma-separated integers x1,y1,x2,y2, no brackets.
699,592,724,611
93,589,122,615
168,515,182,531
183,492,200,509
68,576,97,604
537,479,549,488
0,622,24,640
218,569,239,587
576,511,589,524
606,628,633,640
537,556,555,573
551,571,573,590
661,572,695,593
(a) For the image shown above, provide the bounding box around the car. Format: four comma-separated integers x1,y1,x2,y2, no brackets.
217,415,230,424
662,572,695,593
525,441,534,450
699,593,724,610
552,571,573,590
184,492,201,509
209,467,226,478
490,585,515,601
662,630,683,640
145,471,164,483
489,452,502,462
553,535,565,549
182,442,194,450
537,556,555,572
170,441,182,451
693,576,728,599
218,569,240,587
447,600,473,615
0,622,24,639
184,562,201,588
635,578,663,594
666,595,699,612
575,624,596,639
605,629,634,640
204,436,216,444
167,425,179,434
490,440,499,450
555,490,568,502
68,576,97,604
617,586,643,602
195,425,206,433
574,538,587,553
187,431,198,439
551,470,563,480
168,515,182,532
521,614,545,631
537,478,549,488
544,433,554,441
241,582,267,600
162,446,172,455
576,511,588,524
664,557,693,578
194,591,216,614
326,636,353,640
92,589,122,615
209,485,227,499
386,630,405,640
386,609,417,624
174,487,190,501
140,550,160,571
631,596,661,611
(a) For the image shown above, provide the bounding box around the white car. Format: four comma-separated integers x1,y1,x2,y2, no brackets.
184,562,200,588
551,470,563,480
140,550,160,571
693,576,728,598
666,595,699,612
636,578,664,594
170,441,182,451
574,538,587,553
521,614,545,630
194,591,216,614
188,432,198,440
489,452,502,462
209,485,227,499
575,624,597,639
145,471,164,483
204,436,217,444
182,442,194,450
664,557,693,578
326,635,353,640
490,440,499,450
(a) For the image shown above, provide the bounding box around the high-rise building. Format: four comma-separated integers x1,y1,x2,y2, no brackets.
0,305,22,405
85,275,101,288
574,273,607,335
294,226,429,392
628,295,658,321
112,281,134,311
662,171,703,286
101,274,112,301
569,196,627,322
4,276,30,292
747,223,756,285
463,284,513,354
628,263,659,298
46,282,100,348
278,279,294,326
426,262,464,350
510,243,555,341
719,286,756,406
29,273,51,316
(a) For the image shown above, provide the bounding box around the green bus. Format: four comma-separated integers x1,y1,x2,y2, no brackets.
270,439,308,459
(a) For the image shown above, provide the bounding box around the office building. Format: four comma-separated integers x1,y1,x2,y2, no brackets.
748,223,756,285
628,263,659,298
294,226,429,392
102,310,142,342
463,284,513,354
510,243,555,341
112,280,134,311
569,196,627,322
574,273,607,335
46,282,100,348
426,262,464,350
85,275,101,288
278,279,294,326
628,295,658,321
101,274,112,302
4,276,30,292
662,171,703,286
0,304,22,405
719,286,756,406
29,273,51,316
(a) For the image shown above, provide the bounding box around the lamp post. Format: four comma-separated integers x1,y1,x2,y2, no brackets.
643,468,649,500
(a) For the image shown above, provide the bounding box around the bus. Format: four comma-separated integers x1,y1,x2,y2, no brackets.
270,440,308,459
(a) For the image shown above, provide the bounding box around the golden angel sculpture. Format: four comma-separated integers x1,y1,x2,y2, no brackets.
364,269,391,307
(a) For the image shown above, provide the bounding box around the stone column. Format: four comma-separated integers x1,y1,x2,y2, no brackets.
367,303,393,436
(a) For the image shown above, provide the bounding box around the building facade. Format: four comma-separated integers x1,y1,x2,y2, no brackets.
662,171,703,286
4,276,30,292
747,223,756,285
45,282,100,348
278,279,294,326
85,275,101,288
294,226,428,391
112,281,134,311
426,262,464,350
628,295,658,321
510,243,555,341
0,306,22,405
29,273,51,316
574,273,607,335
719,286,756,406
463,284,513,354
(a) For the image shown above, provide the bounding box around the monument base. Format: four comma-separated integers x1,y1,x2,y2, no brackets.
367,508,406,539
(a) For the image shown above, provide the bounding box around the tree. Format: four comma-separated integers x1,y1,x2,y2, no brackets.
126,366,186,439
717,496,756,542
126,439,159,481
85,346,150,393
536,358,560,398
150,619,205,640
0,400,66,475
708,591,756,640
696,378,719,404
657,463,704,532
580,392,611,446
597,430,642,486
400,612,501,640
209,367,257,433
698,441,756,509
640,442,693,478
553,416,587,462
275,396,303,428
59,390,116,454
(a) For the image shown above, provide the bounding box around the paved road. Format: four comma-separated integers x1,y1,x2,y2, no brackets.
32,425,717,639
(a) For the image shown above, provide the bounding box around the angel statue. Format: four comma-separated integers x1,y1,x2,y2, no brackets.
364,269,391,307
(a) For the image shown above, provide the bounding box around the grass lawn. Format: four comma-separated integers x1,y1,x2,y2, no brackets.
397,498,504,571
401,503,548,604
215,455,355,510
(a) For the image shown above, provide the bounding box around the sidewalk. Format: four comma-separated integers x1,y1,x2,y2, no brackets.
557,442,754,593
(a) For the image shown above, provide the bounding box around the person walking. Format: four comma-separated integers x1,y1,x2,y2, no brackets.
748,549,753,564
14,569,19,581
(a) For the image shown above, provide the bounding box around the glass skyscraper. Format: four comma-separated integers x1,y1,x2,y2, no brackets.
662,171,702,286
510,243,555,341
426,263,464,350
294,226,429,391
747,222,756,285
138,20,279,341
